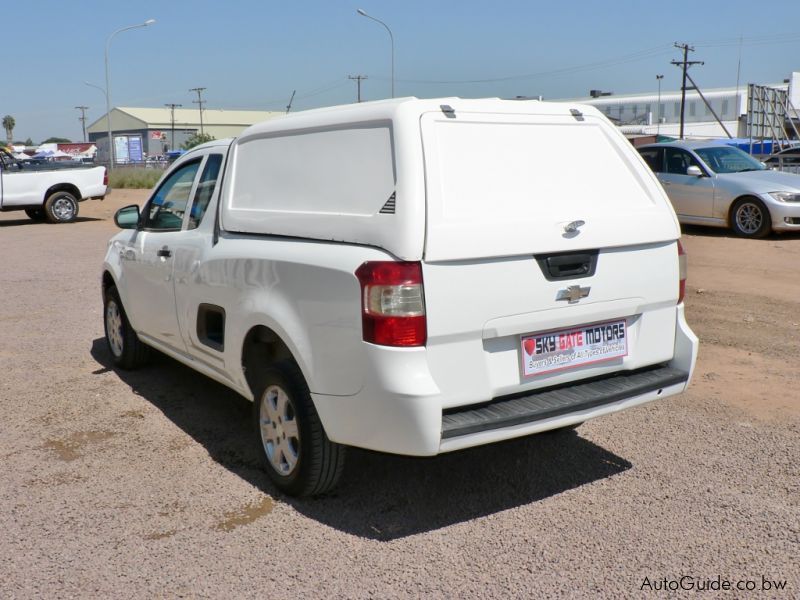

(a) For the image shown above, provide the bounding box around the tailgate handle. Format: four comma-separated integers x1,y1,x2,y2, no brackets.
536,250,598,281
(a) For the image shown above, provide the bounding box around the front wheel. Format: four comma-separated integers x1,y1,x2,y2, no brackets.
103,285,149,369
253,360,345,496
44,191,79,223
731,197,771,238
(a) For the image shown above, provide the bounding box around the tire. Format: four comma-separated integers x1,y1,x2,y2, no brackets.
25,208,46,221
103,285,149,369
43,190,79,223
253,360,345,497
730,197,771,238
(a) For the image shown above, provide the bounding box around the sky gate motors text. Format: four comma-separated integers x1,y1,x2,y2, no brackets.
534,323,626,355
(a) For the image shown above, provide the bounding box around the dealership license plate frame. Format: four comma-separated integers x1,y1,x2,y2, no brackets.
520,318,628,378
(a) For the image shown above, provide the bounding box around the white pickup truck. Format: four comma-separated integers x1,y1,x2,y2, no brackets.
0,149,108,222
102,98,698,496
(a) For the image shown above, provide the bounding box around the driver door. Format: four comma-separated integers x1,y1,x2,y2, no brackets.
120,159,202,353
658,148,715,218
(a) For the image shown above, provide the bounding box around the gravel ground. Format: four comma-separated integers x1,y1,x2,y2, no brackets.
1,190,798,598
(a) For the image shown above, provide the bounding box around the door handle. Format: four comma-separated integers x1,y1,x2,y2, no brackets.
660,180,671,186
157,246,172,258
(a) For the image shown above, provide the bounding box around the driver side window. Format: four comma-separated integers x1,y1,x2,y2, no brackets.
665,148,701,175
143,160,201,230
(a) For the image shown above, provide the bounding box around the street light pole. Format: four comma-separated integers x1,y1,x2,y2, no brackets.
357,9,394,98
656,74,664,136
104,18,156,169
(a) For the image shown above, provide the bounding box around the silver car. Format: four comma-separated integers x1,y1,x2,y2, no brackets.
637,141,800,238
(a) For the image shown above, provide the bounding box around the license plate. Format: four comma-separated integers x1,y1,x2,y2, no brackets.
520,319,628,378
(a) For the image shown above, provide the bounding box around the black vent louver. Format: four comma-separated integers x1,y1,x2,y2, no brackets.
379,192,396,214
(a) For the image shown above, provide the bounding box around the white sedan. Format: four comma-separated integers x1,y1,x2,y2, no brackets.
637,141,800,238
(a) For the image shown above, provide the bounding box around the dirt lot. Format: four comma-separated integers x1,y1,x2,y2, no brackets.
1,190,798,598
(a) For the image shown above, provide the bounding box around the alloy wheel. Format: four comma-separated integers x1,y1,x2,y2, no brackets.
259,385,300,476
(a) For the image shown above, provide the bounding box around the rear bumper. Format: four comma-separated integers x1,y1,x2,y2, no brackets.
312,305,698,456
441,366,687,439
439,367,689,452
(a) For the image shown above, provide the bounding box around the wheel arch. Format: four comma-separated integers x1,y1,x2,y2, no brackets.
45,183,82,202
241,325,300,400
101,270,117,301
727,194,770,224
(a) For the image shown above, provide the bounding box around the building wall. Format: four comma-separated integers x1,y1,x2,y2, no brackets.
89,128,200,160
584,90,744,127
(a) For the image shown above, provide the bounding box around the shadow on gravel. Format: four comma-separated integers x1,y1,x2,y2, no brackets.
91,338,632,541
0,216,102,227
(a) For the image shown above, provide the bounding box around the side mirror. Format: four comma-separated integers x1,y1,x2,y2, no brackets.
686,165,703,177
114,204,140,229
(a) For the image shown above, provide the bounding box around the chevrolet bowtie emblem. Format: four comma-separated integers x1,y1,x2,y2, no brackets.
563,220,586,234
556,285,591,304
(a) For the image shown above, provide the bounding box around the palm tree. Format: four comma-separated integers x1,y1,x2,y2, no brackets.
2,115,15,144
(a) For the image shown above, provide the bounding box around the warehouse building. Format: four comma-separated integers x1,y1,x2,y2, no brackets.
561,71,800,142
87,107,282,164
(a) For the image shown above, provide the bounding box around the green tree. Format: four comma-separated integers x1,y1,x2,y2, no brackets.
14,138,34,146
2,115,15,144
42,137,72,144
181,132,215,150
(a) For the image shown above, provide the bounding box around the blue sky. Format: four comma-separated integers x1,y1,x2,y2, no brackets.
3,0,800,143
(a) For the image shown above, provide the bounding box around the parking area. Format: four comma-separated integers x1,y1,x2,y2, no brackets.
1,190,797,597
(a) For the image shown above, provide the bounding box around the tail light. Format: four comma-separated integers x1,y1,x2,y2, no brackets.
103,167,109,186
355,261,427,347
677,240,687,304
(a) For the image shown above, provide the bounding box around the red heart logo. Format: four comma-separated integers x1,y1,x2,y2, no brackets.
523,339,535,356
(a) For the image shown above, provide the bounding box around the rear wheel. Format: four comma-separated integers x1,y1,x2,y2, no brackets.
103,285,149,369
253,360,345,496
25,208,46,221
731,197,770,238
44,191,79,223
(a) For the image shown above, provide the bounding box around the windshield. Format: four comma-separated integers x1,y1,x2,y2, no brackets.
694,146,766,174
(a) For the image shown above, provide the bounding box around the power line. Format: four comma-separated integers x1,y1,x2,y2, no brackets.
189,87,207,135
690,32,800,48
378,44,674,85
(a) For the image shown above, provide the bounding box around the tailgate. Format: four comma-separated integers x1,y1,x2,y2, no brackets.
419,107,681,408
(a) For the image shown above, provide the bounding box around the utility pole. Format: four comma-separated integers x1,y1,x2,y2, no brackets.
189,87,207,135
671,43,703,139
165,103,182,150
348,75,368,102
75,106,89,142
